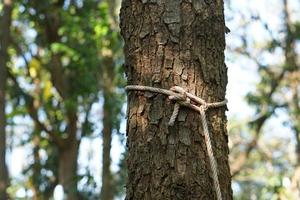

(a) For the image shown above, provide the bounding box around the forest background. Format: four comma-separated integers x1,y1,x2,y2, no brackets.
0,0,299,199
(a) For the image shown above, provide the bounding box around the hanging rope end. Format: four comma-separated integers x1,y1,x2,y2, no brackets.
168,119,175,126
168,103,180,126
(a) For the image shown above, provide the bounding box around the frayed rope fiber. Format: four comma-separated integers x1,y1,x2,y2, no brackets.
125,85,227,200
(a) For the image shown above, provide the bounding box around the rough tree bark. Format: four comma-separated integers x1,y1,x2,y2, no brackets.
0,0,13,199
120,0,232,199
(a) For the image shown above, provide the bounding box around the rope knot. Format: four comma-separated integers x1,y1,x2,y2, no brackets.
168,86,190,126
169,86,190,103
200,103,209,112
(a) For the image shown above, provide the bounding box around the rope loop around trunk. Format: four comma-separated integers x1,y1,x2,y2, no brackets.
125,85,227,200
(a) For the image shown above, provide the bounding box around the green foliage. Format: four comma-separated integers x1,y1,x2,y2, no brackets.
4,0,126,198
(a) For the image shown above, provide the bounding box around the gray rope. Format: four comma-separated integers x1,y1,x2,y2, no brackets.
125,85,227,200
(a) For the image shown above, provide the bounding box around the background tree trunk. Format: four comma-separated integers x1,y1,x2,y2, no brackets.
32,126,42,200
120,0,232,199
100,86,113,200
58,140,79,200
58,112,79,200
28,3,80,198
100,1,121,199
100,57,115,200
0,0,13,199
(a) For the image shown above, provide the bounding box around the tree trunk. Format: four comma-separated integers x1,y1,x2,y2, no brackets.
32,133,42,200
0,0,13,199
100,91,113,200
58,113,80,200
100,1,121,197
59,140,79,200
100,56,115,200
29,4,80,198
120,1,232,199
